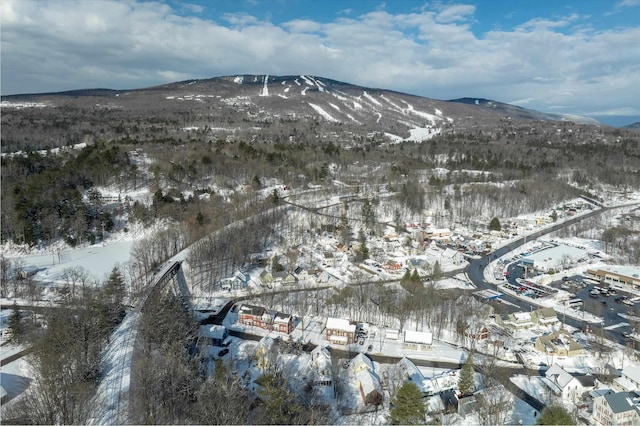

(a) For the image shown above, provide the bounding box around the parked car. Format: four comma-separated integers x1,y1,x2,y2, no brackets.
218,348,229,357
367,344,373,352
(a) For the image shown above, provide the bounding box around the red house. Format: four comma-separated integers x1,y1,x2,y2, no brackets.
273,312,295,334
237,304,295,334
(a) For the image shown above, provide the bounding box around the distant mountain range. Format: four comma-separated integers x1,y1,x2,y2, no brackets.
622,122,640,133
3,74,633,146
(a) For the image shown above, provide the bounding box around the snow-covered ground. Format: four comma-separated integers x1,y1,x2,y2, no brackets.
3,183,640,423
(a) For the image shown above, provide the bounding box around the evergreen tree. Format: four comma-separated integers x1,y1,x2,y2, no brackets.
359,229,370,260
458,352,475,396
361,199,375,229
255,372,303,424
488,217,502,231
389,381,426,425
6,301,23,343
537,404,574,425
401,269,412,286
431,260,443,281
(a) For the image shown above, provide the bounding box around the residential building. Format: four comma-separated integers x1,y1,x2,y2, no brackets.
543,363,594,401
464,324,490,341
259,270,274,287
237,304,295,334
310,345,334,405
325,317,356,345
495,311,534,332
255,336,277,372
272,312,295,334
355,369,383,406
593,391,640,426
238,304,272,329
531,307,559,326
395,357,430,396
535,329,585,357
441,247,465,266
614,365,640,393
199,324,228,347
352,353,374,374
403,330,433,351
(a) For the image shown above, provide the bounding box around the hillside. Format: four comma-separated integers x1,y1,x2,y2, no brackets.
0,74,609,153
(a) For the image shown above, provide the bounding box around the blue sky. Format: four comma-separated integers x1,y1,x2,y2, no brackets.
2,0,639,125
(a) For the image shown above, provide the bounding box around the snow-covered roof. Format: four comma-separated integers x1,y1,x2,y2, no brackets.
397,357,423,383
442,248,461,258
544,364,575,391
356,369,382,396
273,312,292,324
621,364,640,386
404,330,433,345
513,312,531,322
239,304,266,316
200,324,226,340
352,353,374,372
326,317,355,333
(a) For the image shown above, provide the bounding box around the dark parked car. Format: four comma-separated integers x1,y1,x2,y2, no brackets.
218,348,229,357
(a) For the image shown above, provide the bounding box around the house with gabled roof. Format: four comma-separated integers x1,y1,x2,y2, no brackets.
325,317,356,345
255,336,277,372
395,357,430,396
259,270,274,288
535,329,585,357
495,311,534,332
272,312,294,334
531,307,559,325
442,247,465,265
199,324,228,347
613,364,640,393
355,369,383,406
238,304,271,329
237,304,295,334
543,363,594,401
352,353,374,374
592,391,640,426
310,345,334,405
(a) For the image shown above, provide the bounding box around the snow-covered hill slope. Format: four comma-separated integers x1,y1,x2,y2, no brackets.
1,74,605,144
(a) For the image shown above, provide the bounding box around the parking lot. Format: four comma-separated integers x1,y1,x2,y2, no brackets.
550,275,640,342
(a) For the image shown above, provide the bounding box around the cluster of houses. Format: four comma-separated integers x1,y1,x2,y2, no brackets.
494,308,586,357
591,365,640,425
237,304,295,334
539,363,640,426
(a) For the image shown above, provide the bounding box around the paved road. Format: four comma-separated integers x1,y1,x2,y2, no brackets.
466,203,639,344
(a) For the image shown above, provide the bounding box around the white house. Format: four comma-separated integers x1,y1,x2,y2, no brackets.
543,364,594,401
593,391,639,426
441,248,466,266
310,345,334,405
403,330,433,351
395,357,430,396
613,364,640,392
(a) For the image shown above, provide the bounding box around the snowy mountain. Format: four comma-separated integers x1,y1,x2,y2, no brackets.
1,74,608,151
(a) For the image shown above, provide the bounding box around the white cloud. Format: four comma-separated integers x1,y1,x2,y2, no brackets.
1,0,638,120
435,4,475,23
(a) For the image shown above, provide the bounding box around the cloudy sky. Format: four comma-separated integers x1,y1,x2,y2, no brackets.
2,0,639,125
